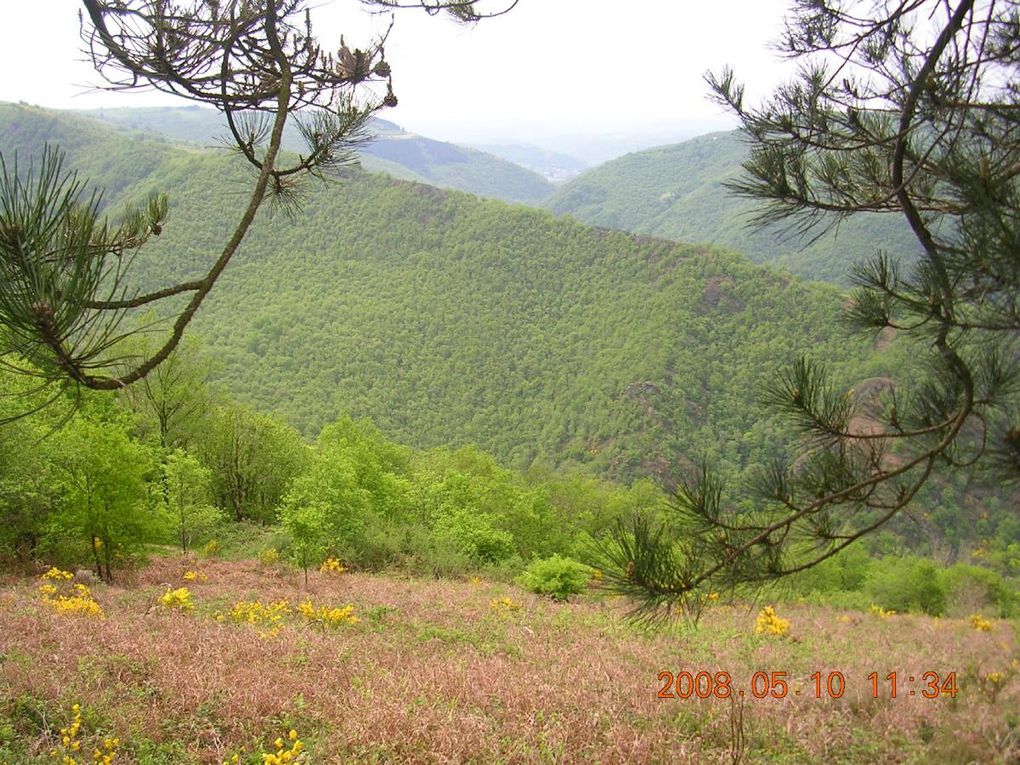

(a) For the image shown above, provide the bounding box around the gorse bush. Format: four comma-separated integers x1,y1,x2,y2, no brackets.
157,587,194,611
515,555,590,601
47,703,119,765
868,604,896,619
969,614,993,632
319,557,346,575
261,729,305,765
222,599,292,638
490,596,522,613
296,600,359,629
754,606,790,637
38,569,103,619
259,547,281,567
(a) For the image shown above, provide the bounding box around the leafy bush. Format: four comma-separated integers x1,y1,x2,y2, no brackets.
433,509,515,565
371,523,475,578
515,555,590,601
940,563,1017,618
864,557,946,615
782,544,872,596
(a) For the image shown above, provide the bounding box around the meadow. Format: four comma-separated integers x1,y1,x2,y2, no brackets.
1,556,1017,764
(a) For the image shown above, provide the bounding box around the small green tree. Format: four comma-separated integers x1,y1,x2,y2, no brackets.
280,501,330,586
0,364,63,562
195,403,310,523
118,333,213,452
163,448,222,553
49,411,157,581
279,444,372,557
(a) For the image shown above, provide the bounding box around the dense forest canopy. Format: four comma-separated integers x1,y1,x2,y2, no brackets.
0,0,1013,618
0,105,879,473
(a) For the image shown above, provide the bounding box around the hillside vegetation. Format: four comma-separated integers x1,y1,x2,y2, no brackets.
5,102,1011,558
39,112,909,477
1,104,1018,765
545,131,924,284
0,102,898,485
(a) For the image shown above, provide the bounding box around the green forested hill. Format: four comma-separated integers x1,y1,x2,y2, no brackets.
0,103,899,485
544,131,923,284
72,106,553,205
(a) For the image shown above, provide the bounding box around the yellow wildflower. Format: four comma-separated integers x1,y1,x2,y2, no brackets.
969,614,993,632
754,605,790,637
297,599,359,628
40,574,103,618
319,557,346,575
259,547,280,566
158,587,195,611
490,596,522,613
42,567,74,581
258,729,305,764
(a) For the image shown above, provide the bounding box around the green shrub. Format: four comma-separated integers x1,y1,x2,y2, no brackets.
782,544,872,596
864,557,946,615
940,563,1017,618
432,509,515,565
376,523,476,578
516,555,590,601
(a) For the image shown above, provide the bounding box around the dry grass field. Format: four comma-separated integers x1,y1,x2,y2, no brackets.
1,557,1018,764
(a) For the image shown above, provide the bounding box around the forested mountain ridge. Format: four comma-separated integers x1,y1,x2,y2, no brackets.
470,143,588,182
0,102,897,486
71,105,554,205
544,130,924,285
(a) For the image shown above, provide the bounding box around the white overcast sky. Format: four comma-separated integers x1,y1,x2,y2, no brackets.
0,0,796,144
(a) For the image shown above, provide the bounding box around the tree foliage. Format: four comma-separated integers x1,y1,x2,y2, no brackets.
610,0,1020,617
162,448,221,553
118,331,213,450
195,402,310,523
47,406,157,581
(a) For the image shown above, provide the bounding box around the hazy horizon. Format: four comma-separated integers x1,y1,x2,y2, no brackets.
32,99,737,165
1,0,793,160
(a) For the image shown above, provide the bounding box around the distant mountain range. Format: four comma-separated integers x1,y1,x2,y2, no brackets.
469,143,588,182
544,131,924,285
59,106,924,286
73,106,554,205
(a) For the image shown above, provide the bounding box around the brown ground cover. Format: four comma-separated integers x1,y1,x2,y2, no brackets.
0,557,1017,764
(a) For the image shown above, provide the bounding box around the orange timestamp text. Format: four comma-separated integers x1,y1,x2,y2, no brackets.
657,670,958,700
